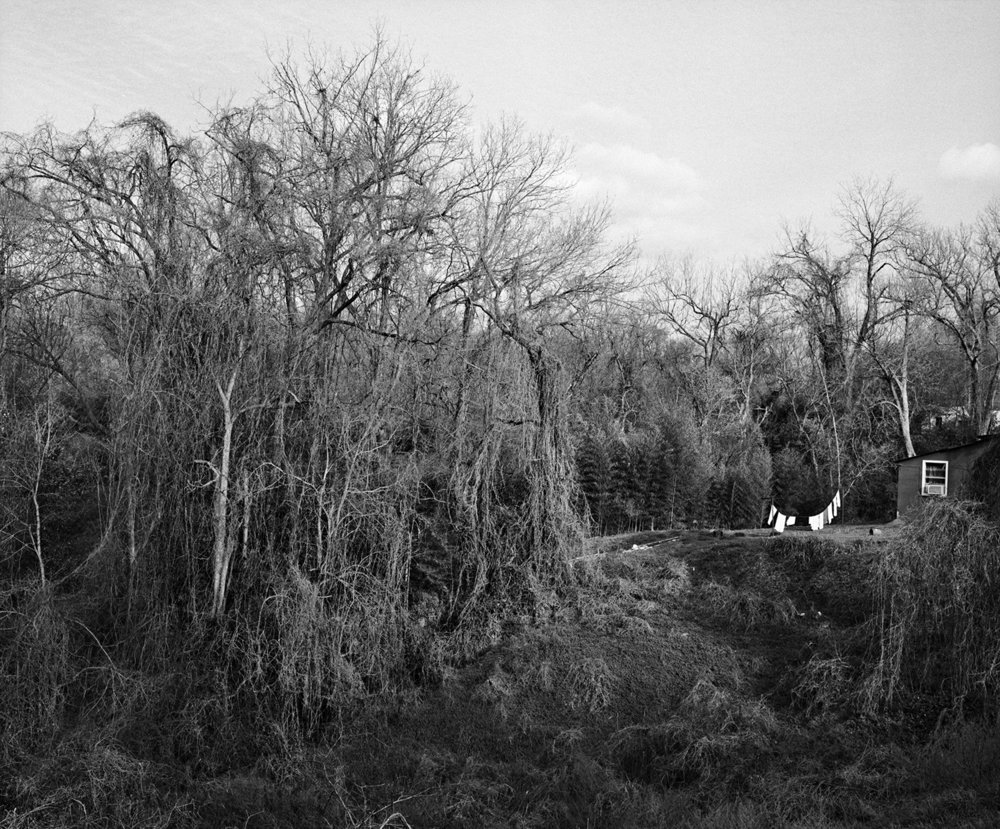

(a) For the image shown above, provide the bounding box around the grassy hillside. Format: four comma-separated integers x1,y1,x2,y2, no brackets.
5,515,1000,828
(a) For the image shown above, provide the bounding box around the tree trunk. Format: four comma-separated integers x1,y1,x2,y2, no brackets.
210,367,238,618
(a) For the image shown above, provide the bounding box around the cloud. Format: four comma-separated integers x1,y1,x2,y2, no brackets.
569,101,650,134
569,142,707,255
938,143,1000,181
574,143,702,193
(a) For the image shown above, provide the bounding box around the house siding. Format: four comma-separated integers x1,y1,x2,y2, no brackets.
896,441,996,516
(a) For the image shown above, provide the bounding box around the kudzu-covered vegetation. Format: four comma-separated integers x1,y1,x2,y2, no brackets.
3,34,1000,827
1,39,642,730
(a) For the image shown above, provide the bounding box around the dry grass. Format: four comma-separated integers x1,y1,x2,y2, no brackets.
666,679,779,780
2,729,193,829
564,658,616,714
0,582,70,753
862,500,1000,717
612,676,779,789
694,581,798,631
789,651,859,718
8,525,1000,827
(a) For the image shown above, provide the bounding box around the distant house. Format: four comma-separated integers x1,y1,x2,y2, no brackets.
924,405,968,431
919,406,1000,434
896,436,1000,516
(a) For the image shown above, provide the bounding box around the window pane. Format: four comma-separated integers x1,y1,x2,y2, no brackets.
924,462,947,485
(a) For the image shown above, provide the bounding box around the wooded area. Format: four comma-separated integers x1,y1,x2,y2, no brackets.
2,39,1000,741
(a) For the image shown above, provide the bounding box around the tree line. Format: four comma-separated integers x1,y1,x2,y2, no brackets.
1,39,998,725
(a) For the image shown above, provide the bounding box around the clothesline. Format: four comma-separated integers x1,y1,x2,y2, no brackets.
768,490,841,533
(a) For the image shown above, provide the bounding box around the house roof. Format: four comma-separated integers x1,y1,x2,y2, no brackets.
895,434,1000,464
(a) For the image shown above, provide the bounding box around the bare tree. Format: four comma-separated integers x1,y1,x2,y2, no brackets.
205,39,470,336
979,197,1000,284
760,179,917,505
768,178,915,406
906,223,1000,437
647,256,739,370
440,120,637,579
865,294,920,458
648,258,779,431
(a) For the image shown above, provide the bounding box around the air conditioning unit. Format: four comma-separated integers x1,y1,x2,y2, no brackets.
923,484,946,496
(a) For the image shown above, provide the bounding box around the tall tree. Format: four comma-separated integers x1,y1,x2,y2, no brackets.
768,178,916,407
906,222,1000,437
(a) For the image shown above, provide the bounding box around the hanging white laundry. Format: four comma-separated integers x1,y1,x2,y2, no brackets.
833,491,841,516
825,504,834,523
786,515,796,526
808,515,818,531
768,504,777,525
774,513,787,533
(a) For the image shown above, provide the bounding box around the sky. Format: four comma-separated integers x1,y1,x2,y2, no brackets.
1,0,998,264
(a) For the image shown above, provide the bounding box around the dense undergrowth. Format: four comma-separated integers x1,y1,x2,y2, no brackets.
2,31,1000,829
5,503,1000,827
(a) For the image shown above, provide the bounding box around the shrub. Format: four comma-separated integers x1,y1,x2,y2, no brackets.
694,581,797,632
564,658,616,714
0,581,71,753
613,678,778,786
862,499,1000,717
790,652,859,718
763,535,831,572
968,438,1000,522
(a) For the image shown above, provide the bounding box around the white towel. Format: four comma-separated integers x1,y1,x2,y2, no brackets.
786,515,796,526
768,504,777,525
833,491,841,513
825,504,833,523
774,513,786,533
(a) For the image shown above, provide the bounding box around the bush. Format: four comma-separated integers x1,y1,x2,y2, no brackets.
862,500,1000,717
613,678,779,786
694,581,797,632
0,582,71,753
968,438,1000,521
790,651,859,718
565,658,616,714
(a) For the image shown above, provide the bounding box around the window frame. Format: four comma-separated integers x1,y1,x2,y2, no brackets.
921,459,949,496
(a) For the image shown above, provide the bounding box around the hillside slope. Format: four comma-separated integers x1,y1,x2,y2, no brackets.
7,528,1000,828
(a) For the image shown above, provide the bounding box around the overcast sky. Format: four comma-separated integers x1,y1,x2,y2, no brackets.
1,0,998,263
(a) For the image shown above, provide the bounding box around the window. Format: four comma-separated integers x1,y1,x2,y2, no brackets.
922,460,948,496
